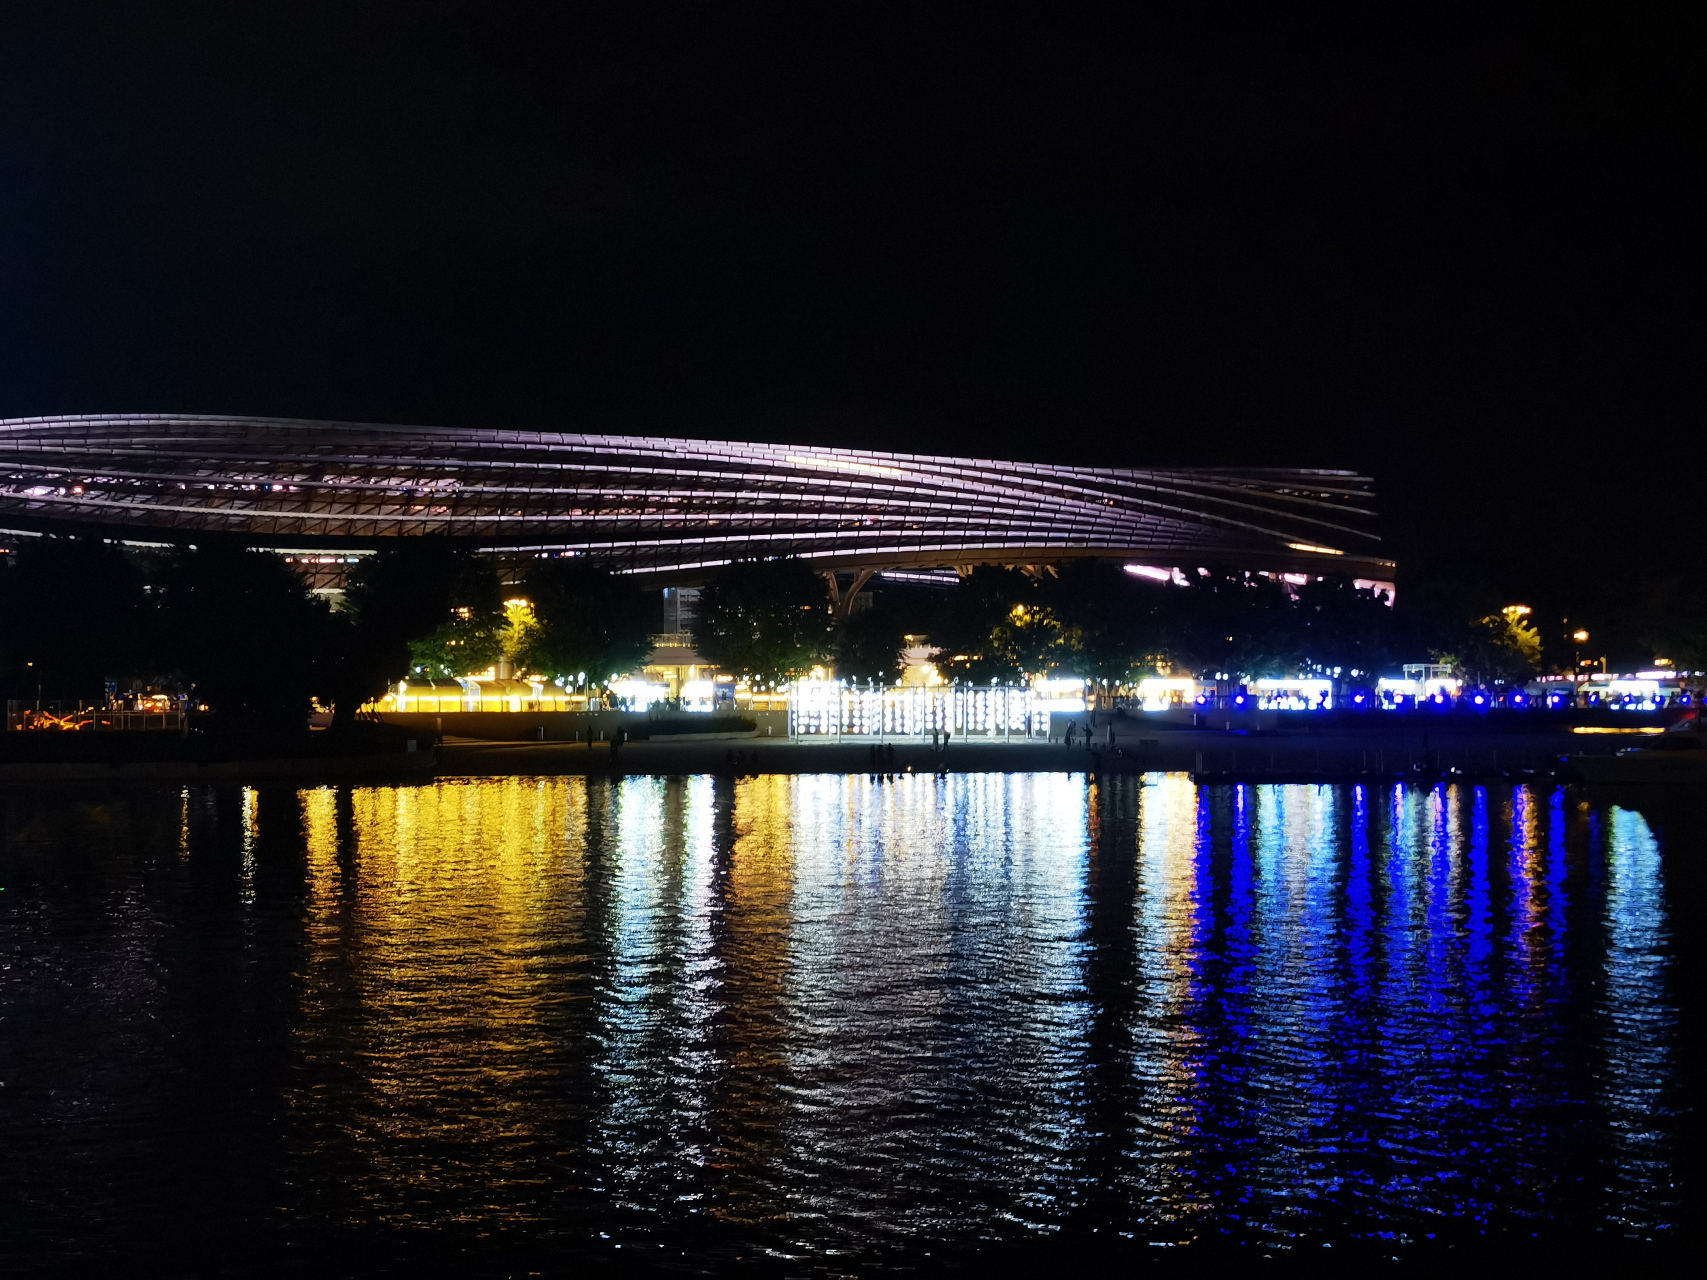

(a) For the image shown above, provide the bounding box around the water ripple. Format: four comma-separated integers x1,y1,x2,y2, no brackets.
0,773,1686,1265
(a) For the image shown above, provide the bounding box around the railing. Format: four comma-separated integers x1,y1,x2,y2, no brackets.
648,632,696,649
6,701,186,732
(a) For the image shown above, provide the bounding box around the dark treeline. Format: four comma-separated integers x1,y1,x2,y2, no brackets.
0,538,657,724
699,559,1422,687
4,541,1698,723
693,556,1700,689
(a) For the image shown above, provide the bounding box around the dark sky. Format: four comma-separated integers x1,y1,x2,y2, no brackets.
1,3,1696,593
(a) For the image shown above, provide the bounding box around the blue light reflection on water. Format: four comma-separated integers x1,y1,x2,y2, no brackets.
0,773,1685,1263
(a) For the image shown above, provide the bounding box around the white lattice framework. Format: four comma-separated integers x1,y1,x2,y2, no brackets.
0,414,1387,581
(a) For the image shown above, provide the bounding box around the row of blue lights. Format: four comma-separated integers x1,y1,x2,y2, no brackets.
1190,689,1695,712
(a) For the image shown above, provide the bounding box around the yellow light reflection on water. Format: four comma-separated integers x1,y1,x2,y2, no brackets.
294,778,591,1227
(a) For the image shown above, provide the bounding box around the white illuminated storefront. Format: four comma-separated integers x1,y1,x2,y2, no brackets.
1251,678,1333,710
1031,676,1089,715
1132,677,1200,711
1579,678,1676,710
609,678,670,710
1377,669,1461,706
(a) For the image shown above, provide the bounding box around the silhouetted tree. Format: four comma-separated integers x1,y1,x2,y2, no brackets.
518,559,656,689
333,539,504,718
1639,569,1707,678
1436,605,1543,686
152,544,331,722
1162,571,1299,680
1292,574,1399,679
1389,552,1512,667
928,566,1034,682
1043,559,1168,684
986,600,1072,680
0,536,148,701
831,598,909,683
693,558,830,685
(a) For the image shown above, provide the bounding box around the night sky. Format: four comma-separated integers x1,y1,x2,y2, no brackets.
1,5,1695,604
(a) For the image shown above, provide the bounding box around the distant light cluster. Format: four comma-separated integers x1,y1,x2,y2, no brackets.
0,414,1387,581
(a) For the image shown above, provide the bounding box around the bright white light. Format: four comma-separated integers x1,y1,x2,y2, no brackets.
1124,564,1172,582
611,679,668,708
1034,676,1088,696
783,454,906,478
1033,698,1087,713
1134,676,1197,711
681,679,714,701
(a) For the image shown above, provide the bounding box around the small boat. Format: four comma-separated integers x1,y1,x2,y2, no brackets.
1568,720,1707,785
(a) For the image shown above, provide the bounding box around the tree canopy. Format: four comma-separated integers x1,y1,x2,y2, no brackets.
831,598,909,684
152,543,332,721
1041,559,1168,684
693,558,830,686
1436,606,1544,686
332,539,505,716
518,559,656,688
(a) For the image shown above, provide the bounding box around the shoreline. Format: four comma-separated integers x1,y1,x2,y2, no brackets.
438,730,1593,783
0,727,1655,785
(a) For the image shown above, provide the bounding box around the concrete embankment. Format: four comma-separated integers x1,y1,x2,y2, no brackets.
0,728,1660,786
0,751,437,784
437,727,1610,780
0,723,438,785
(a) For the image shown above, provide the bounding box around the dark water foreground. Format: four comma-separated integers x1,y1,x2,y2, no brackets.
0,775,1694,1274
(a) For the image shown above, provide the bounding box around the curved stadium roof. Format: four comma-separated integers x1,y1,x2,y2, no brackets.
0,414,1387,581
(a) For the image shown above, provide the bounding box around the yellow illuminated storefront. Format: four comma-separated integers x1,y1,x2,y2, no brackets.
373,677,588,714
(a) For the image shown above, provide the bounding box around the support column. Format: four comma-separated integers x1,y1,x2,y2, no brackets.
823,567,877,622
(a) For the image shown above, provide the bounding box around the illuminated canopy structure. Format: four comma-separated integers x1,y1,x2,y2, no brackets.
0,414,1388,585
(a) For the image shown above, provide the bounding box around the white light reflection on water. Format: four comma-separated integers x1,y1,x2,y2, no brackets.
1598,806,1677,1234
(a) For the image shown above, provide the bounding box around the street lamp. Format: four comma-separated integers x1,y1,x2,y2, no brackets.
1571,629,1590,704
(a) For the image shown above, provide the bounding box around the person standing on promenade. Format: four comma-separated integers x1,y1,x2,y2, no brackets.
1064,719,1076,748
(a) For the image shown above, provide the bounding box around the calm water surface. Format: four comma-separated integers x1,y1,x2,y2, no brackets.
0,774,1691,1271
